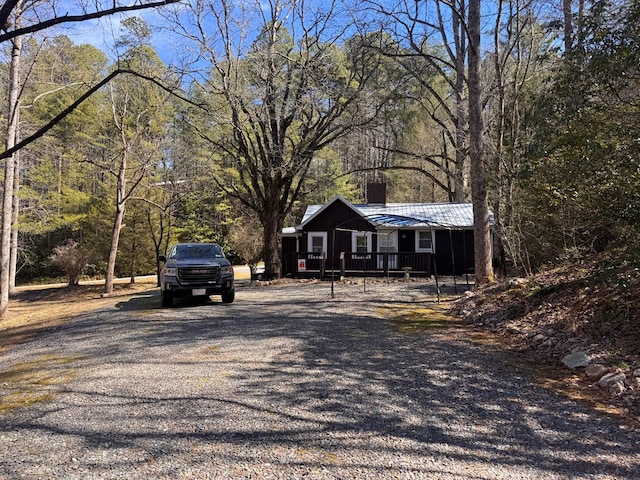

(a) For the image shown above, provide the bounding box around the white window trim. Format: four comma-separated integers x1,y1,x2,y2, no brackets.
352,231,372,259
307,232,327,258
415,230,435,253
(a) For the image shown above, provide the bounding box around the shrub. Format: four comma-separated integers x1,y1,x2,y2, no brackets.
50,240,88,286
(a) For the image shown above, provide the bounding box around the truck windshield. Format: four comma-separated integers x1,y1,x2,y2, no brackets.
171,244,223,259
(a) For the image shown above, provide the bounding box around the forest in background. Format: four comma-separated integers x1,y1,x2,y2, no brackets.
1,0,638,306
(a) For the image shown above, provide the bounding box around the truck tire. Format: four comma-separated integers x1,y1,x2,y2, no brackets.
221,287,235,304
161,290,173,307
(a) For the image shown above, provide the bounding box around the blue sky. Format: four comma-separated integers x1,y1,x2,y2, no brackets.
51,0,538,70
61,9,179,64
56,0,359,67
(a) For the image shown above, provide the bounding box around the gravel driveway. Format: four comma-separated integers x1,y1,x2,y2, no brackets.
1,281,639,479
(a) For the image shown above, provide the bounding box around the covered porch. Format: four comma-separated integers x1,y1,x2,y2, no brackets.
287,250,433,279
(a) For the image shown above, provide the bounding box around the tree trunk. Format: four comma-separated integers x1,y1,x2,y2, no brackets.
468,0,494,285
129,214,137,284
105,160,127,294
0,3,23,319
105,202,125,294
491,0,507,276
453,97,467,202
563,0,574,53
261,208,283,280
453,3,468,202
150,210,168,288
9,161,19,295
0,152,16,318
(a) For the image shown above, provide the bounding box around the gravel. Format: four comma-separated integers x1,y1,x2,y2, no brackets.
1,280,639,479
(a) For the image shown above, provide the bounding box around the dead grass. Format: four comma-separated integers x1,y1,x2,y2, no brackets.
0,353,85,415
380,303,463,334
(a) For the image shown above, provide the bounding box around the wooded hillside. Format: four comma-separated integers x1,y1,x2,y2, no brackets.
1,0,638,318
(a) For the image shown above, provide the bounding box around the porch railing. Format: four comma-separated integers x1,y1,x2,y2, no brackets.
294,252,432,277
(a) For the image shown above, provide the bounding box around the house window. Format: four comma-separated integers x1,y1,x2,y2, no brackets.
416,230,434,252
308,232,327,258
356,235,368,253
378,232,394,252
377,231,398,269
352,232,372,258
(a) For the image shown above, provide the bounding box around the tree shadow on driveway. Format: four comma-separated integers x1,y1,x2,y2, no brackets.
1,281,639,479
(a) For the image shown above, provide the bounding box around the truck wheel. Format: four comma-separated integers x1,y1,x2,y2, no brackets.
221,287,235,304
161,290,173,307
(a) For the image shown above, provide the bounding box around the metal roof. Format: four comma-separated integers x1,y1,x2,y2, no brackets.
297,196,490,230
356,203,477,228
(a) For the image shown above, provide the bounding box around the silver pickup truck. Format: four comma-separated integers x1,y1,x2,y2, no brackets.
159,243,235,306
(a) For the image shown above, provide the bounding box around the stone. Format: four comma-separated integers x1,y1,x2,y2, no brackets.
561,351,591,369
633,368,640,378
585,363,607,380
532,334,546,344
609,381,625,396
598,372,627,388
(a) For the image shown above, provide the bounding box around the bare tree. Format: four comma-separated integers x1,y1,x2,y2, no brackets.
361,0,493,281
91,23,173,294
167,0,392,278
142,172,185,287
229,212,264,280
49,239,88,286
361,0,470,201
485,0,552,275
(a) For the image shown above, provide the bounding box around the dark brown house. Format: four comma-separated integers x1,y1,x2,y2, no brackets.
281,187,490,278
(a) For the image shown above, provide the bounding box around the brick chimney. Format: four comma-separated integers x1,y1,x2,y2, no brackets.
367,182,387,205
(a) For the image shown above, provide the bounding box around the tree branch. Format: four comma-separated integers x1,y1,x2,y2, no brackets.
340,165,452,196
0,0,182,44
1,68,195,160
0,0,20,32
